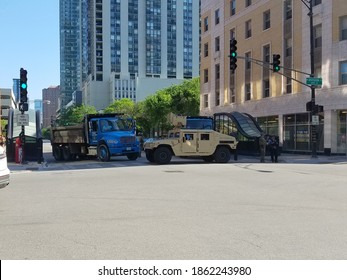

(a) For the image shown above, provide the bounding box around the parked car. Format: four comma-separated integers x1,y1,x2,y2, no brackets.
0,145,10,189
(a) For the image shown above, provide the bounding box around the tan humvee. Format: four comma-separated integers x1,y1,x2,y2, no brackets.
144,114,238,164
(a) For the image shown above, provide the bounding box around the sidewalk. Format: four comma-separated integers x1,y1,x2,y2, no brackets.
236,153,347,164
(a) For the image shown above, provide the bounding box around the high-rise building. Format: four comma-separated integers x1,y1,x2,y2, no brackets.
42,86,60,128
200,0,347,155
12,79,20,103
59,0,84,107
59,0,200,111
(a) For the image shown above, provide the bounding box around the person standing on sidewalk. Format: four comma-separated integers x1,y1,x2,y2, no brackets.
268,135,279,163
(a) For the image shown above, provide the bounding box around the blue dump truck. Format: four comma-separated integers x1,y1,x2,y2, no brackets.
51,113,140,162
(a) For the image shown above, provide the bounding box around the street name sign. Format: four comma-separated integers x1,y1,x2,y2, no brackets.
306,77,322,86
17,114,29,126
312,115,319,125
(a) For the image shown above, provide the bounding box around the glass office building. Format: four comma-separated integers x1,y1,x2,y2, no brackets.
60,0,200,110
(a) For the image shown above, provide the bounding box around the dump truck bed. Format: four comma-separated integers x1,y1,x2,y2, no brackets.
51,124,85,144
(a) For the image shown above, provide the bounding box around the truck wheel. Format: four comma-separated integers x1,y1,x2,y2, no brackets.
52,145,63,161
62,146,72,161
98,144,110,162
214,146,231,163
145,150,155,163
154,147,172,164
127,153,138,161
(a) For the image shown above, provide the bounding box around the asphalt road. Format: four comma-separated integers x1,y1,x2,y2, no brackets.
1,155,347,260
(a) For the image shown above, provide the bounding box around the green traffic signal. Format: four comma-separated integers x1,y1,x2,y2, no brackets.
230,39,238,72
20,68,28,103
272,54,281,72
21,82,27,89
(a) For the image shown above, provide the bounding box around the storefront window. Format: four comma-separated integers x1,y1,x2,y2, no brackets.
257,115,278,135
283,125,295,150
283,113,323,152
296,125,310,150
337,111,347,154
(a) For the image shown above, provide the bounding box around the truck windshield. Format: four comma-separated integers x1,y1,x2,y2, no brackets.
100,119,133,132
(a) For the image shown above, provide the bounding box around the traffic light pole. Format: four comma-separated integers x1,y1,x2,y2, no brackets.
307,0,317,158
19,68,28,163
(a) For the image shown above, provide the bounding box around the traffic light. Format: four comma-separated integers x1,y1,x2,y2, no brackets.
272,54,281,72
20,68,28,103
230,39,238,72
306,101,324,113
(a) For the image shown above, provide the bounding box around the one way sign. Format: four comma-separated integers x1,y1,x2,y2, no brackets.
19,102,29,112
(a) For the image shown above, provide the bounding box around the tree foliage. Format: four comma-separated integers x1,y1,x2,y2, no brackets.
57,105,97,126
103,98,135,116
141,77,200,136
169,78,200,115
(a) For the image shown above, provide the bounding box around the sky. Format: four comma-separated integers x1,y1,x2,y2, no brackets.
0,0,60,101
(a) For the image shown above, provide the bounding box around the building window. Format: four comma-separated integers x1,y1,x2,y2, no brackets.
215,91,220,106
284,0,292,20
215,9,220,25
215,37,220,52
245,83,251,101
204,94,209,108
230,28,236,40
340,16,347,41
312,0,321,6
286,77,292,94
285,38,292,57
204,68,209,83
245,20,252,38
263,79,270,98
263,45,270,63
314,24,322,48
204,43,208,57
245,52,251,70
263,10,271,30
204,17,209,32
230,0,236,16
340,61,347,85
257,116,279,136
215,64,220,80
245,0,252,8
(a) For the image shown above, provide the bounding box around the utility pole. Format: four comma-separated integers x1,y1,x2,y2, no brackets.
309,0,317,158
302,0,317,157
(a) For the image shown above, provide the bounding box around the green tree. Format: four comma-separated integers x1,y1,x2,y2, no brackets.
103,98,135,116
41,127,51,139
57,105,97,126
169,77,200,115
133,101,152,136
139,78,200,136
143,89,172,137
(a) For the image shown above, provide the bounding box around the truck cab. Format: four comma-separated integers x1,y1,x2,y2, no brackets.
86,114,139,161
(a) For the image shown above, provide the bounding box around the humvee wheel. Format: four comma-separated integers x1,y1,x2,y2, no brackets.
214,146,231,163
145,150,155,163
154,147,172,164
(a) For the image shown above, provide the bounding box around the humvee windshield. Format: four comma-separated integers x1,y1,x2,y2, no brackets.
186,118,213,129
